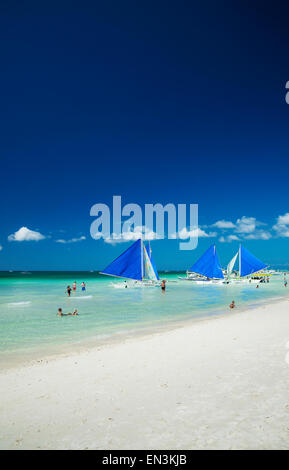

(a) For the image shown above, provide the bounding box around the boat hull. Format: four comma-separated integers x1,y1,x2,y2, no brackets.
111,280,160,289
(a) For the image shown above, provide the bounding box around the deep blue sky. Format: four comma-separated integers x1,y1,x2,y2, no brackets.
1,0,289,270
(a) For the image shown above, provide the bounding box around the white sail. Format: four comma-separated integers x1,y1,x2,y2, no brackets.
227,252,238,276
144,245,158,281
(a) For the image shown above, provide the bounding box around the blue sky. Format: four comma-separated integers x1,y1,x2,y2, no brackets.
1,1,289,270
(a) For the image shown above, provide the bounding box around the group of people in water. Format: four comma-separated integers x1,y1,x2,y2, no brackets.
58,308,78,316
65,281,86,297
229,275,287,309
58,281,87,317
58,274,288,317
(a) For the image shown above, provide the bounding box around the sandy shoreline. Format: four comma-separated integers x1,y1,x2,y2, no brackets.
1,298,289,449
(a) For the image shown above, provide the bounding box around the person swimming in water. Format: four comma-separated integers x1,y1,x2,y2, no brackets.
81,282,86,292
58,308,79,316
58,308,70,316
229,301,235,309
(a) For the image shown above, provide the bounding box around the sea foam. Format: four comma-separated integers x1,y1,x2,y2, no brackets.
8,301,31,307
72,295,93,300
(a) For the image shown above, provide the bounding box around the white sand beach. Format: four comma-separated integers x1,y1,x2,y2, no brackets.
1,298,289,450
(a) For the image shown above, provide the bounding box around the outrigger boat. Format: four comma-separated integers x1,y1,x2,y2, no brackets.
226,245,268,283
100,239,160,288
179,244,225,284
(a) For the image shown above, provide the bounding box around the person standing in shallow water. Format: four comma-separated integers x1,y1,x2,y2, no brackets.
72,281,77,293
81,282,86,292
230,301,235,309
66,285,72,297
161,280,166,292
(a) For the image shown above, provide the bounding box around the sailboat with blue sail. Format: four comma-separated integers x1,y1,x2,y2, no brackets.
100,238,160,288
226,245,268,283
179,244,225,284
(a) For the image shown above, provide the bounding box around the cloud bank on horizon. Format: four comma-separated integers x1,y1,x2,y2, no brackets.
215,216,272,243
3,212,289,249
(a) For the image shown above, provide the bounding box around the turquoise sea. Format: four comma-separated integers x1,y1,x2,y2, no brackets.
0,271,288,367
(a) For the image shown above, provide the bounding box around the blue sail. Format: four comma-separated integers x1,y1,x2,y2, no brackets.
189,245,224,279
144,243,159,281
101,239,143,280
240,246,268,277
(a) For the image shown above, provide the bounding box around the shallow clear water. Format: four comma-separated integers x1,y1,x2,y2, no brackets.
0,271,287,365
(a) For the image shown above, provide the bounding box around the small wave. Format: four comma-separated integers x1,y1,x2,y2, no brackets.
72,295,93,300
8,301,31,307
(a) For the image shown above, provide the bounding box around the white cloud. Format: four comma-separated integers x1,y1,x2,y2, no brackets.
276,229,289,238
234,216,269,239
198,228,217,238
276,213,289,226
228,234,240,242
104,226,160,244
8,227,46,242
219,234,240,243
273,213,289,238
56,236,86,244
212,220,236,229
235,216,258,234
217,216,272,241
244,230,272,240
105,225,217,244
172,227,217,239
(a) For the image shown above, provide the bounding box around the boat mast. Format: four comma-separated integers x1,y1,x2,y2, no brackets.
141,237,144,281
239,244,241,277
